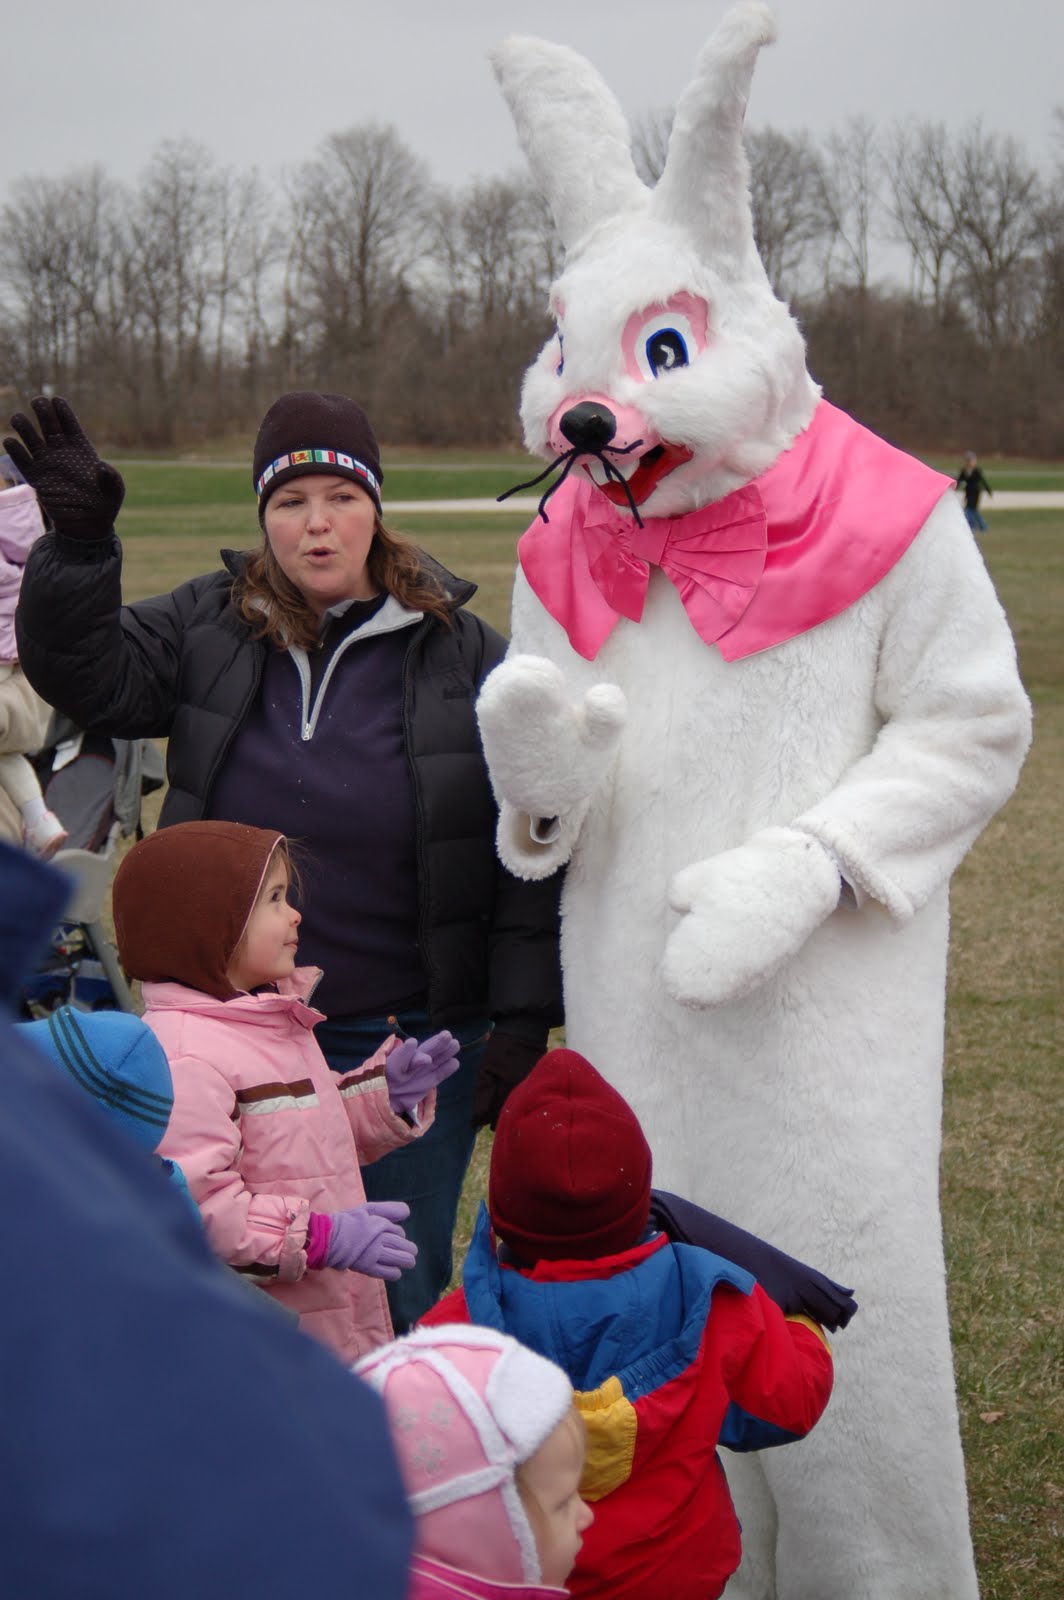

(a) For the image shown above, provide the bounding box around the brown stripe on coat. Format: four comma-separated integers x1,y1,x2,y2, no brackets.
336,1063,387,1090
236,1080,316,1104
232,1262,281,1278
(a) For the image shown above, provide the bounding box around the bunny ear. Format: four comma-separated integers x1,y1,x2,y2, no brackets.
651,1,777,273
490,35,647,255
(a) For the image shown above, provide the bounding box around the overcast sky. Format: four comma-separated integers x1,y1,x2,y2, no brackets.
3,0,1061,196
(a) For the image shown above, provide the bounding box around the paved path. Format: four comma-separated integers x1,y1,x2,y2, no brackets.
384,491,1064,514
977,492,1064,509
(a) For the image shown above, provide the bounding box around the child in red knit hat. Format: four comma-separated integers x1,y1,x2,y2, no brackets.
422,1048,835,1600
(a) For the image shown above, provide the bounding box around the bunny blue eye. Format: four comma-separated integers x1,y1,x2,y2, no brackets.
628,303,704,382
555,333,565,377
645,328,689,375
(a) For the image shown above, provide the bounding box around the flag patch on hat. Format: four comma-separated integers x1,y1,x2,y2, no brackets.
255,449,380,498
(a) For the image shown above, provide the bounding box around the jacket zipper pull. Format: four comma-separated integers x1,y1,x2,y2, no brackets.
302,722,312,741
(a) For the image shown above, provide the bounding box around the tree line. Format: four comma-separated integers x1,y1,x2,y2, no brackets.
1,110,1061,456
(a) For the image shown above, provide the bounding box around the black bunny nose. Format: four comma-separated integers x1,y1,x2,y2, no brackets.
559,401,617,453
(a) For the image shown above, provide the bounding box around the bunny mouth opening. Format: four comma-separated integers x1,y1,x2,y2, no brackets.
497,439,693,527
587,441,693,508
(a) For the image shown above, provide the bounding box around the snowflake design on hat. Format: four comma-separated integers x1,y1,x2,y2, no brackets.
411,1435,447,1475
429,1400,456,1428
394,1404,419,1433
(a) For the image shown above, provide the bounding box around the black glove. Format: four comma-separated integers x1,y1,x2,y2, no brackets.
471,1031,545,1131
4,396,125,540
648,1188,858,1332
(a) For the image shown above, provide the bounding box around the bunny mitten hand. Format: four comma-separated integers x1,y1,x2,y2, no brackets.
319,1201,417,1279
662,826,842,1008
4,397,125,540
476,654,626,818
384,1031,460,1117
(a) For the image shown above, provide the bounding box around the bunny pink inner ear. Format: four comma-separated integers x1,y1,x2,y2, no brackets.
622,293,710,382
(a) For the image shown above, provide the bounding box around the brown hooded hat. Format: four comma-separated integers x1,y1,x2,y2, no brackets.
112,821,285,1000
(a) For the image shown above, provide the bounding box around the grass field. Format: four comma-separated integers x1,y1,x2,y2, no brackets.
108,442,1064,499
114,471,1062,1599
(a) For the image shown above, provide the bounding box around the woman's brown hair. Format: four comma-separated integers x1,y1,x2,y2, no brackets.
232,515,454,650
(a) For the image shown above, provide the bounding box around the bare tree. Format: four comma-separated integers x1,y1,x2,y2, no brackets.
821,116,880,291
746,127,832,298
205,169,280,410
947,122,1044,345
0,166,128,397
885,121,959,313
433,175,558,325
124,139,229,440
288,122,432,397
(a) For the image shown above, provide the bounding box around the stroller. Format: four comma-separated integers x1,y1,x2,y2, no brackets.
19,715,165,1017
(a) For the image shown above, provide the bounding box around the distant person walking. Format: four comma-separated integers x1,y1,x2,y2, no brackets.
956,451,992,533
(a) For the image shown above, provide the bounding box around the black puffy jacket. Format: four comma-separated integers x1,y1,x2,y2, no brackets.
16,532,563,1041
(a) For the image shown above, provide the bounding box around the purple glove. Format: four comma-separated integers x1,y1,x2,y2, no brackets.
384,1031,461,1117
322,1201,417,1279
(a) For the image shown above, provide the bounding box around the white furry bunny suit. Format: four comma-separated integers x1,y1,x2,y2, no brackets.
476,6,1031,1598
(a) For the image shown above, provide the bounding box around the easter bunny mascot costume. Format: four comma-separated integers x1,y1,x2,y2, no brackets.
476,6,1031,1598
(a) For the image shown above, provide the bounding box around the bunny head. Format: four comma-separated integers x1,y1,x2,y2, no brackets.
492,2,819,518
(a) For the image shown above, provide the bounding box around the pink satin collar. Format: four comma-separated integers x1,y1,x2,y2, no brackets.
517,402,952,662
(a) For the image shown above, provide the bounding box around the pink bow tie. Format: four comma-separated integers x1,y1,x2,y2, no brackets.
580,484,768,644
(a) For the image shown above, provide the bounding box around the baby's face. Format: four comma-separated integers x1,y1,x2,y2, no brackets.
519,1411,594,1588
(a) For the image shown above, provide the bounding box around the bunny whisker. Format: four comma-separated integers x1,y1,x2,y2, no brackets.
498,438,647,525
496,450,574,506
599,452,645,528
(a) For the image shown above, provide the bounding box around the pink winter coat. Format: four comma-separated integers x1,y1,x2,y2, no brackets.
0,483,46,661
149,967,434,1362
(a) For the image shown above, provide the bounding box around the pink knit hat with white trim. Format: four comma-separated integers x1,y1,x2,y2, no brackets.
354,1325,574,1586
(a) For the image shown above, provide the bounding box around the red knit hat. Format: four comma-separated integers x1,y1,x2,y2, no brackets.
488,1048,652,1263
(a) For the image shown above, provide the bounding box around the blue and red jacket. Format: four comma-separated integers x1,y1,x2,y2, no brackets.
424,1206,832,1600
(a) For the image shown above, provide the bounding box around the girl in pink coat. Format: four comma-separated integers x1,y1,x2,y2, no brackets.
356,1325,594,1599
112,820,460,1362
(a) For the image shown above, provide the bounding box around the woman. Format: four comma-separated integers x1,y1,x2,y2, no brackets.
7,391,563,1331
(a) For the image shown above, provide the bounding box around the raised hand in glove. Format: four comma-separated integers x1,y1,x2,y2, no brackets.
4,396,125,540
384,1031,461,1117
471,1031,545,1131
318,1201,417,1279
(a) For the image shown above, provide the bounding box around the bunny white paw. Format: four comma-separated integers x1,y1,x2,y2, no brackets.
476,655,627,817
662,827,842,1008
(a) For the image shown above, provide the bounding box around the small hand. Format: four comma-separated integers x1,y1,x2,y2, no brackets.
4,396,125,539
323,1200,417,1279
384,1030,461,1116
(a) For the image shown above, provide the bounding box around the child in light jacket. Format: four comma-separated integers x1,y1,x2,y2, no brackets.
0,470,66,856
422,1048,835,1600
112,819,460,1362
356,1324,594,1600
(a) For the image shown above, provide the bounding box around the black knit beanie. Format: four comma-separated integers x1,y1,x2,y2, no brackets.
252,391,383,517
